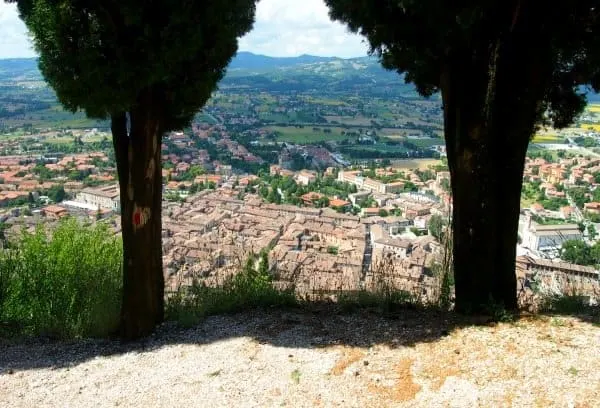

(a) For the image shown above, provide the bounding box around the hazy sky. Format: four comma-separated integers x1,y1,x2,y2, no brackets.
0,0,369,59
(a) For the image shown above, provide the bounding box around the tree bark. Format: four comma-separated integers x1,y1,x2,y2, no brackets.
440,4,549,313
111,88,165,340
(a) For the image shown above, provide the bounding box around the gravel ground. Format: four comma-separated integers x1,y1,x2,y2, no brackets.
1,309,599,408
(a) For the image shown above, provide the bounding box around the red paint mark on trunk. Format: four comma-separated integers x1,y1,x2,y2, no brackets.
133,211,141,225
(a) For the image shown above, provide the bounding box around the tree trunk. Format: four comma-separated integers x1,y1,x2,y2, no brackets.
440,5,550,313
111,88,165,340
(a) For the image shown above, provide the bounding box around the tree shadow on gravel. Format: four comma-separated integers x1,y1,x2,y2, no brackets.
2,304,597,374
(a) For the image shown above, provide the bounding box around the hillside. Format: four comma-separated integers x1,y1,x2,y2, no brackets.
1,52,597,129
1,309,599,408
0,52,418,98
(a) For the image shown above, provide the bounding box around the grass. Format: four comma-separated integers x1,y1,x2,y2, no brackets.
337,288,417,314
1,106,107,130
290,369,301,384
0,218,122,339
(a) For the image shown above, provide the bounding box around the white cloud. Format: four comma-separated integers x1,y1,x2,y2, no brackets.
239,0,369,58
0,0,368,60
0,3,35,58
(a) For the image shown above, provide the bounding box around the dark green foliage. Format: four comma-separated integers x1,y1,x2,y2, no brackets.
540,196,569,211
561,239,600,266
540,294,594,315
14,0,258,131
325,1,600,124
46,184,65,203
0,218,122,338
428,214,445,241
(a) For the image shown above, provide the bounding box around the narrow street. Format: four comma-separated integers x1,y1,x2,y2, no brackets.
360,223,372,288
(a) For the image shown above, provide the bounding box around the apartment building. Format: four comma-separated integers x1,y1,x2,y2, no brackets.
75,184,120,211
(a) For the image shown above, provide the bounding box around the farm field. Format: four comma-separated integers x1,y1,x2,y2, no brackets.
390,158,442,170
262,126,348,143
531,133,564,143
380,129,426,139
587,104,600,113
402,137,443,148
323,115,374,126
580,123,600,132
0,107,107,130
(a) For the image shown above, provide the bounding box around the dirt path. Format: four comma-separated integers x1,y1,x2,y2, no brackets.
1,309,599,408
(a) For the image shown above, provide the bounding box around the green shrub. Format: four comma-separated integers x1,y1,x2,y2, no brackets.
540,294,591,314
0,218,122,338
166,252,296,327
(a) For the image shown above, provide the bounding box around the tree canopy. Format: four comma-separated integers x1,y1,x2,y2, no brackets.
13,0,257,131
326,1,600,127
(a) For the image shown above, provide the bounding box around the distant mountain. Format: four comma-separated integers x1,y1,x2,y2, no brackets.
228,52,339,70
1,53,598,101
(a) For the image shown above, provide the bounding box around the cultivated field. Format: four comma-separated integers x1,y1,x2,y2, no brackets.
390,158,442,169
586,104,600,113
262,126,348,143
532,133,563,143
580,123,600,132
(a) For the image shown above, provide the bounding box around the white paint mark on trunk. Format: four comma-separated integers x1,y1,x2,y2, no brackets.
127,178,134,201
146,158,155,181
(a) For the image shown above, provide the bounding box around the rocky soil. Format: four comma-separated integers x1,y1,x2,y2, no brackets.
1,309,599,408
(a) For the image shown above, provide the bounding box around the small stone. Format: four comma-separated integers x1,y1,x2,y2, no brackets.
7,368,14,375
354,371,360,377
288,354,293,358
454,349,460,355
363,360,369,366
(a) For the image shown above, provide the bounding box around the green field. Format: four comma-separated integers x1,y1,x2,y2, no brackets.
263,126,349,143
0,106,107,130
402,137,443,148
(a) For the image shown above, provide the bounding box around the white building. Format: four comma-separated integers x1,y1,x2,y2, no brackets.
75,184,120,212
521,216,583,251
370,224,413,258
295,170,317,186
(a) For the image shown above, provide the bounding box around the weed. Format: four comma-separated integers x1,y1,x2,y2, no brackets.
0,218,122,338
291,369,301,384
484,298,516,323
208,370,222,377
166,251,297,326
540,294,590,315
337,289,415,314
567,366,579,376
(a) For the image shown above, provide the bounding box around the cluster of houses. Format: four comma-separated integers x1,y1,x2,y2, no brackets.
162,188,445,301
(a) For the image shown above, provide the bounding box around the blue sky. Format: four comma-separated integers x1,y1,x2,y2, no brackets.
0,0,369,59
